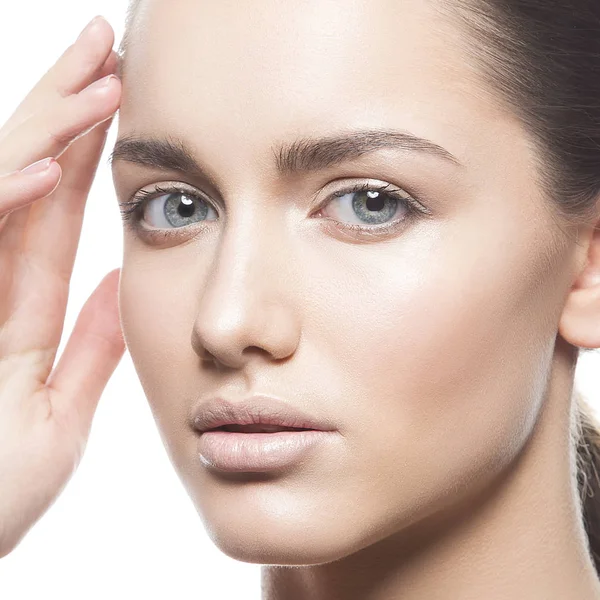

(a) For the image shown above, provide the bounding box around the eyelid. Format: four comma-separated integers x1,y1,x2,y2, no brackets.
314,178,429,215
127,180,210,205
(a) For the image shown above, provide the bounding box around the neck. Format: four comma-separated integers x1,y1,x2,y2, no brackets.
262,343,600,600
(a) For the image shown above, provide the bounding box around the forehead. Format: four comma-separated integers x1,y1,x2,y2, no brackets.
118,0,516,170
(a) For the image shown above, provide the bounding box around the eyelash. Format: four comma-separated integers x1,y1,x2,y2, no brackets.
119,181,428,242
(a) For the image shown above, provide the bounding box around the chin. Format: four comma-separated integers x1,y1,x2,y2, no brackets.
201,519,369,566
180,476,382,566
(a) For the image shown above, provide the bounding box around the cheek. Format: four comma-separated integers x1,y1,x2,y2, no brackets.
325,206,566,517
118,261,199,449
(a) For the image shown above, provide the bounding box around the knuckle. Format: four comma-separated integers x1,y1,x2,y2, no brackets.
45,124,74,146
43,110,78,146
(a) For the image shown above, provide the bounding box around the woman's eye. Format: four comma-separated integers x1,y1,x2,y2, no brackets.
125,187,217,229
319,186,410,227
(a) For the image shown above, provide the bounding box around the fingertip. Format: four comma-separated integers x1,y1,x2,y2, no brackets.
20,156,57,175
19,157,62,194
0,160,62,216
102,50,119,77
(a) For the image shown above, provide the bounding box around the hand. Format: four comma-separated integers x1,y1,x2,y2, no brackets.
0,15,125,558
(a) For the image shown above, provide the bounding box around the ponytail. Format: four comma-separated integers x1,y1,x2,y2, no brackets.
575,391,600,574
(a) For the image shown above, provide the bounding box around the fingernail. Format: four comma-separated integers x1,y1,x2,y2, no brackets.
85,74,117,93
21,157,55,175
77,15,103,42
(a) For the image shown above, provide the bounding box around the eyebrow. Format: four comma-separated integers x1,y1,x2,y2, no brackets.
107,128,462,180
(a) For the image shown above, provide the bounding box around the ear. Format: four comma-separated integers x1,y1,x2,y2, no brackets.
559,217,600,349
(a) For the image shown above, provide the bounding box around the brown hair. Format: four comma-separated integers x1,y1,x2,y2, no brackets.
118,0,600,573
576,392,600,573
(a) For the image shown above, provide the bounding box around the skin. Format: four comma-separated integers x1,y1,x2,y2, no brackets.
107,0,600,598
5,9,597,599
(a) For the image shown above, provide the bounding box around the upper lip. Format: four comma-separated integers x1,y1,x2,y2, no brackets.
191,394,337,433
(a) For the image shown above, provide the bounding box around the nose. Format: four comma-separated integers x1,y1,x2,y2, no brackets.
190,210,302,371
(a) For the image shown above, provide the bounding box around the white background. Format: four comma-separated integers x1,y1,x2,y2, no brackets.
0,2,598,599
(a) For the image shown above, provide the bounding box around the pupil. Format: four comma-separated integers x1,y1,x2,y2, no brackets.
177,195,195,218
365,193,384,211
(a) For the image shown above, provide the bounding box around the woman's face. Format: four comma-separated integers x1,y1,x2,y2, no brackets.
112,0,578,563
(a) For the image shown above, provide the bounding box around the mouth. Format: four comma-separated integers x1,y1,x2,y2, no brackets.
191,394,338,472
196,426,335,473
208,424,314,433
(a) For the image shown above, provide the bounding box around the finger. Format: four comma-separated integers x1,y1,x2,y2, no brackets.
52,17,116,97
46,269,126,440
0,72,120,174
99,50,119,80
0,46,118,249
0,76,118,294
0,16,115,136
24,113,113,278
0,160,63,299
8,122,114,379
1,113,115,378
0,48,118,151
0,158,62,216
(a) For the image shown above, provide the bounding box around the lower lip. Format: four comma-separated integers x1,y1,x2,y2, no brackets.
196,430,335,473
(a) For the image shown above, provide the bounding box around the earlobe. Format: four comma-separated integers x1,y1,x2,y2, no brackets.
559,220,600,349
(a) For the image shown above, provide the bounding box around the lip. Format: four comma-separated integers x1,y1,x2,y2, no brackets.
196,429,336,473
190,393,339,473
190,394,337,433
